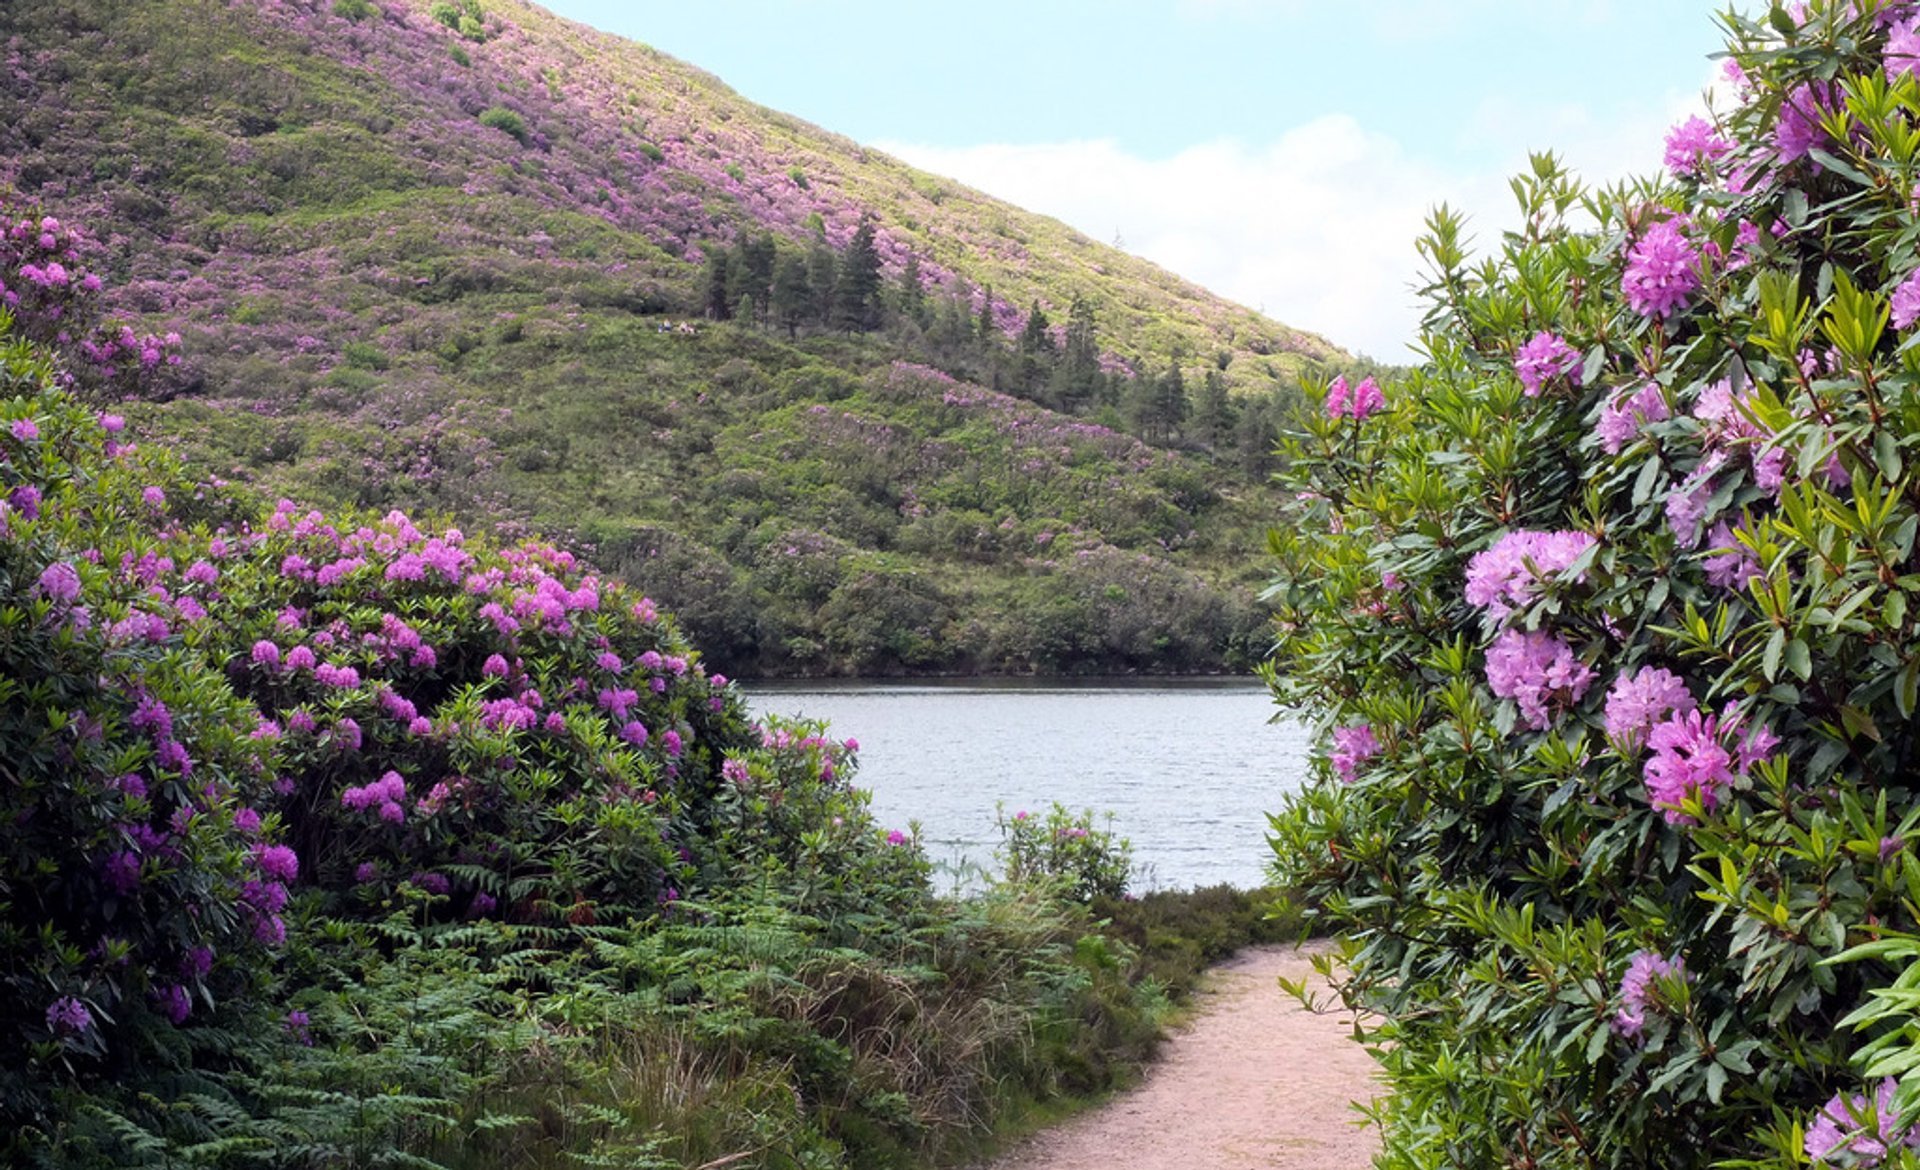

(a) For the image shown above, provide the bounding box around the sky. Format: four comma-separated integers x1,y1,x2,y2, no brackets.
543,2,1736,361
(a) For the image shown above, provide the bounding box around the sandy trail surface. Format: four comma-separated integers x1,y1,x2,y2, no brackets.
981,943,1381,1170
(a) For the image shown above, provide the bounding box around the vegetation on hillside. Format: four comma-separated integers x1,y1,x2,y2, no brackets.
0,0,1375,676
1267,3,1920,1165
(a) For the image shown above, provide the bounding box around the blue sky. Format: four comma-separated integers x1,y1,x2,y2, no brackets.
545,1,1735,359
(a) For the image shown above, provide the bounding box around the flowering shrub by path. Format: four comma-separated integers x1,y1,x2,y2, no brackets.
1265,3,1920,1166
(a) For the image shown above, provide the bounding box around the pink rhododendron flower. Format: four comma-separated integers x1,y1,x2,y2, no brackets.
1463,530,1596,623
1623,219,1701,318
1892,269,1920,330
1664,116,1732,178
1805,1078,1918,1166
1485,628,1595,731
1604,667,1692,751
1595,384,1670,454
1329,723,1381,783
1642,706,1776,824
1888,18,1920,81
1702,521,1763,591
1513,331,1582,396
10,418,38,442
1777,81,1834,164
1613,950,1685,1039
35,561,81,604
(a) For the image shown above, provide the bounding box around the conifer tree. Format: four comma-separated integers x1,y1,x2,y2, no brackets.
704,246,734,321
1050,295,1102,412
893,252,927,326
1192,368,1234,449
771,253,811,338
833,216,883,332
739,232,777,326
806,237,837,327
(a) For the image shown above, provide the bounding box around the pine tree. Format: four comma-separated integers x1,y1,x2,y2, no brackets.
1049,295,1101,412
1012,300,1055,397
771,253,811,338
703,246,734,321
739,232,777,326
1155,356,1190,442
833,216,883,332
806,238,837,327
1192,368,1235,449
893,252,927,326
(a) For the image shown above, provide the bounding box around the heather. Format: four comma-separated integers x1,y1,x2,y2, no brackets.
1266,3,1920,1166
0,307,1199,1167
0,0,1360,677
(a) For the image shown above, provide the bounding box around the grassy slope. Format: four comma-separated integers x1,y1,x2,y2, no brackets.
0,0,1340,675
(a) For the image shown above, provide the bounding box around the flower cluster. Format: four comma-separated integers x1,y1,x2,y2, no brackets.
1329,723,1381,783
1805,1079,1918,1167
1463,529,1596,623
1484,628,1596,731
1326,374,1385,420
1621,218,1702,319
1513,331,1582,396
1612,950,1685,1039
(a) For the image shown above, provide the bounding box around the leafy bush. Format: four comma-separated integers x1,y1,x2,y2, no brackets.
476,106,526,144
1091,885,1297,1003
1266,4,1920,1166
0,329,292,1141
997,803,1132,903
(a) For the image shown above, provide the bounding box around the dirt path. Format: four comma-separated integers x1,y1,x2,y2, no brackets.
983,944,1381,1170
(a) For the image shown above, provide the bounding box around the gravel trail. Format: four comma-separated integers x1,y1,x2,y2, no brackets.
982,943,1381,1170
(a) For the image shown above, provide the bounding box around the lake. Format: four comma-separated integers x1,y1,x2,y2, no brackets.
750,678,1315,892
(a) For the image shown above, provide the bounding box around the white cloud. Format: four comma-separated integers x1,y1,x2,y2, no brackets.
881,83,1711,362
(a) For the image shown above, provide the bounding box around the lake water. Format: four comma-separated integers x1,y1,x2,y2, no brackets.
750,679,1314,892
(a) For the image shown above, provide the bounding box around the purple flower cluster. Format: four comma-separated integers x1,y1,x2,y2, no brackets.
1622,219,1702,319
342,770,409,823
1513,332,1582,396
1612,950,1684,1039
1463,530,1596,623
1806,1079,1918,1166
1663,116,1733,179
1643,706,1778,824
1594,384,1670,455
1485,629,1596,731
1893,269,1920,331
1325,375,1385,420
1603,667,1692,751
1329,723,1381,783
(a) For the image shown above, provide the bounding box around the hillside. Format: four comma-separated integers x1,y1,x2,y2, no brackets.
0,0,1351,675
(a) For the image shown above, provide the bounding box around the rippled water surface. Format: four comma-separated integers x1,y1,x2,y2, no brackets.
751,679,1313,891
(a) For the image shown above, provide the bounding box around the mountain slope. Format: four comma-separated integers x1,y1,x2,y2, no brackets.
0,0,1347,674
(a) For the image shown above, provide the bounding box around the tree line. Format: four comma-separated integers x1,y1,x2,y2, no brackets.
698,218,1326,483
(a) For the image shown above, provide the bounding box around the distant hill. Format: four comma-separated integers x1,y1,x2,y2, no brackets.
0,0,1357,675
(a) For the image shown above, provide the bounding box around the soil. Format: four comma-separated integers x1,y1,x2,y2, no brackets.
980,943,1381,1170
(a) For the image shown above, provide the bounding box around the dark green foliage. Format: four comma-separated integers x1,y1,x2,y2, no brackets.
1091,885,1298,1003
832,217,883,333
476,106,527,144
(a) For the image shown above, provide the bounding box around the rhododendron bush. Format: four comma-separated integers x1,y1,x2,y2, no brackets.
1266,4,1920,1166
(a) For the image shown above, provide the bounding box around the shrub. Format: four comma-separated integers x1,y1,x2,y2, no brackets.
330,0,376,22
0,331,293,1140
477,106,527,145
1266,5,1920,1166
997,803,1131,903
